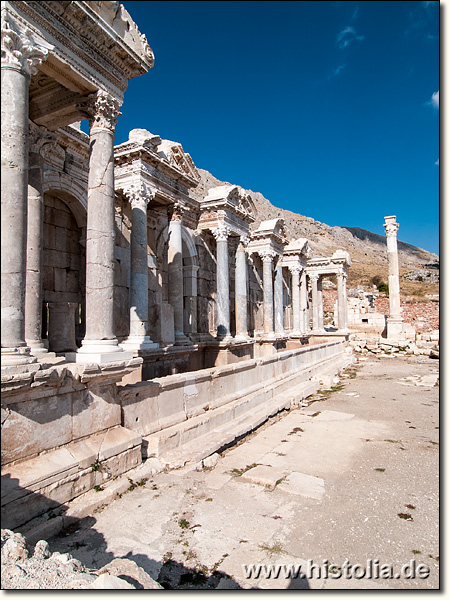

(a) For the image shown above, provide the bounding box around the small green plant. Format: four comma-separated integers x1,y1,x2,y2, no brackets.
258,541,286,556
93,485,103,492
398,513,413,521
374,468,386,472
229,463,259,477
127,478,136,492
178,518,190,529
311,411,321,417
90,459,102,472
405,503,416,510
205,498,213,502
412,550,422,555
137,478,148,487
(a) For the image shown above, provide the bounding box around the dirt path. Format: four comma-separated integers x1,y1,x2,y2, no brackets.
49,355,439,590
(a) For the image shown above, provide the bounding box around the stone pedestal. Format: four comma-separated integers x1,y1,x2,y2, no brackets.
121,184,158,352
213,225,232,340
260,251,275,340
168,204,191,346
48,302,78,353
235,237,249,340
75,91,132,363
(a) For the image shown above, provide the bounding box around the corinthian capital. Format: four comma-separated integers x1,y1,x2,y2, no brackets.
259,249,276,263
288,265,302,276
168,202,186,222
309,272,319,283
1,11,50,76
28,121,58,154
123,181,154,207
212,224,231,242
86,90,122,132
383,217,399,238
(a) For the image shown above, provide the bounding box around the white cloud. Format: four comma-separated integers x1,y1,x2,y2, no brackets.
331,64,346,78
431,90,439,108
337,26,365,49
435,159,439,166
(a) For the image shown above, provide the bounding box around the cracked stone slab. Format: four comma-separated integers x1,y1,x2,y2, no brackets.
239,465,289,488
277,472,325,500
312,410,355,422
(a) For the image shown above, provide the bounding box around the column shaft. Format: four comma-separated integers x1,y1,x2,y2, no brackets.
1,65,36,366
318,276,324,330
168,212,190,345
337,272,348,330
300,270,309,333
274,260,284,335
214,228,231,339
310,274,320,330
290,268,301,333
261,253,275,338
235,240,248,339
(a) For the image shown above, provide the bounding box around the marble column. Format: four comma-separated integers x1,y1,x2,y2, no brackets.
74,90,132,362
309,272,320,331
274,258,284,336
289,266,301,334
337,271,348,330
168,203,191,345
260,250,276,339
235,236,249,340
121,183,158,352
1,14,47,369
384,216,404,339
212,224,232,340
25,122,56,357
300,269,309,333
318,276,324,330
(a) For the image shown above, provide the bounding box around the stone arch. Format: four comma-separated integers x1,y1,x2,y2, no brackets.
44,171,87,229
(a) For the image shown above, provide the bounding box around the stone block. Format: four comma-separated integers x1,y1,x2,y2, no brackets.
72,384,121,440
277,471,325,500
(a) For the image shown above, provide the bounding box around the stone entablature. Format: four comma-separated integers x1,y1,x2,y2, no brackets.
197,185,255,237
248,218,286,258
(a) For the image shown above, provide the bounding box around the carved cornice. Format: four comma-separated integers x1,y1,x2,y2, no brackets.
85,90,122,132
1,9,50,76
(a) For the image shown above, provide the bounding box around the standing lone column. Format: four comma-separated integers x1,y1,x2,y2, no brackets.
274,258,284,336
235,235,249,340
289,266,301,334
1,14,47,369
260,250,276,339
337,271,348,330
168,203,191,345
384,215,404,338
75,90,132,362
212,224,232,340
121,182,158,352
25,122,56,357
300,269,309,333
309,273,320,331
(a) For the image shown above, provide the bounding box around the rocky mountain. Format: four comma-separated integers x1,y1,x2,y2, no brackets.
195,168,439,289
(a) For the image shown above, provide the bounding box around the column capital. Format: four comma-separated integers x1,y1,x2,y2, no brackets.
1,11,50,76
168,202,186,222
239,234,250,248
259,249,276,263
28,121,58,155
85,90,122,132
212,224,231,242
288,265,302,276
338,270,348,281
123,181,154,208
309,272,319,282
384,216,399,237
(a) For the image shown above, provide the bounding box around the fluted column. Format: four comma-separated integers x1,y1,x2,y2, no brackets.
289,266,301,334
75,90,132,362
168,203,191,345
260,250,276,339
318,276,324,330
309,272,320,331
274,258,284,336
121,182,158,352
25,122,56,357
1,13,47,369
212,224,232,340
337,271,348,330
235,235,249,340
300,269,309,333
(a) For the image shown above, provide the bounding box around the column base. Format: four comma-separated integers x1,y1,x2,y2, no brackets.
1,346,40,375
26,339,56,359
263,332,277,341
120,336,159,352
234,334,250,342
66,339,134,364
174,332,193,346
386,317,405,340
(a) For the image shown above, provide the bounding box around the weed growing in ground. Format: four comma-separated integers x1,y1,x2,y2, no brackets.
374,468,386,472
178,519,190,529
90,459,102,472
398,513,413,521
229,463,260,477
93,485,103,492
258,541,286,556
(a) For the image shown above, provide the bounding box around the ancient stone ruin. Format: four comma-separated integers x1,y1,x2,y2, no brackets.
6,0,421,542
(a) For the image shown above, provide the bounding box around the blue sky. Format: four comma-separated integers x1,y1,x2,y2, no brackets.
114,1,439,254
